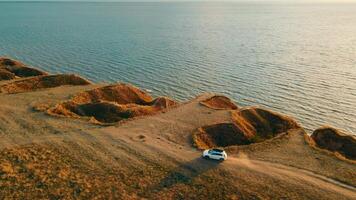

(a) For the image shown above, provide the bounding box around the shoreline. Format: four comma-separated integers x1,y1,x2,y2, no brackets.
0,56,355,199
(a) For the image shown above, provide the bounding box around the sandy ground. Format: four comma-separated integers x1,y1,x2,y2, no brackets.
0,80,355,199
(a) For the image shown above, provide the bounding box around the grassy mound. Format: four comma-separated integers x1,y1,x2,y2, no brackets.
200,95,238,110
193,107,300,149
311,126,356,160
0,74,91,94
0,57,47,80
47,84,178,123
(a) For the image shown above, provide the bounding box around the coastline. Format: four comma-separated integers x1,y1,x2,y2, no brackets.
0,57,355,199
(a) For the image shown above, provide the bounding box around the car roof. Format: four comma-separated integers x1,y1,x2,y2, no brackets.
211,148,224,152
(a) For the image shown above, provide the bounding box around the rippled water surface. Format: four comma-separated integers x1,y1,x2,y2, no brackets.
0,2,355,133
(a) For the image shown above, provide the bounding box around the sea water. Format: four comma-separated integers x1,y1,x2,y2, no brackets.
0,2,355,133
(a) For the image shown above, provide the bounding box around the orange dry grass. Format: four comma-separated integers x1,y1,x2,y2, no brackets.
0,144,137,199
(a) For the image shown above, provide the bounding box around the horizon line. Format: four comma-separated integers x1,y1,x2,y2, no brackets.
1,0,356,3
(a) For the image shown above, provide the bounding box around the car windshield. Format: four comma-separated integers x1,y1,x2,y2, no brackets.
208,150,223,155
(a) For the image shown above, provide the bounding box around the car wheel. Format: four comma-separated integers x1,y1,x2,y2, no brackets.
219,158,224,161
204,155,209,159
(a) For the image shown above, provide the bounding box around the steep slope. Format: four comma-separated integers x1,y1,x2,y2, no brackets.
47,83,178,123
311,126,356,160
193,105,300,149
200,95,238,110
0,74,91,94
0,57,47,80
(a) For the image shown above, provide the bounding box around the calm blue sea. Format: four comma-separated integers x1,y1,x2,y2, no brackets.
0,2,355,134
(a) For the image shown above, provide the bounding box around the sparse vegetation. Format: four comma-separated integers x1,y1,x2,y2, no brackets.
0,59,355,199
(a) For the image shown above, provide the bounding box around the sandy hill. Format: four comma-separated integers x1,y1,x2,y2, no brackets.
0,58,355,199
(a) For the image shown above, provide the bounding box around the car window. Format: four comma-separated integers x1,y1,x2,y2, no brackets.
212,153,222,156
212,149,223,153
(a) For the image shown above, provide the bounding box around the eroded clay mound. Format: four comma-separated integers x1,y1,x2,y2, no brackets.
234,107,301,141
200,95,238,110
47,84,178,123
193,123,251,149
0,74,91,94
193,107,300,149
0,57,25,67
71,102,136,123
70,83,153,105
0,57,48,80
0,69,16,80
311,127,356,160
151,97,178,109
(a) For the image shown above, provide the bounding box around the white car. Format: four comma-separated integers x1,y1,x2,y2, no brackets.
202,149,227,161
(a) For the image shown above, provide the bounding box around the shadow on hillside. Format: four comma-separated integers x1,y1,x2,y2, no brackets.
155,157,220,190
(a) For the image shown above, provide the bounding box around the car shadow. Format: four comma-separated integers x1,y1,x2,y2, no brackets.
153,157,220,191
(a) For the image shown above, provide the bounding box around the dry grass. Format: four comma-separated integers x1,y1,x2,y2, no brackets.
0,58,355,199
0,143,142,199
0,83,355,199
0,143,261,200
